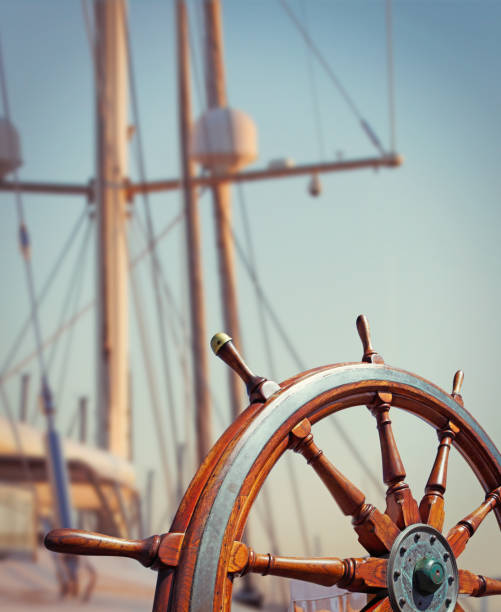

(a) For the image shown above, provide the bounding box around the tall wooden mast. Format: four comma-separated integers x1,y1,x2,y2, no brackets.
176,0,212,464
94,0,130,459
203,0,244,421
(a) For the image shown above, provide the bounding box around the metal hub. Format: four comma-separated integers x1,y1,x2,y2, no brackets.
387,524,458,611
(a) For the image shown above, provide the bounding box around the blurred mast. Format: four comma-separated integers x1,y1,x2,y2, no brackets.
94,0,130,461
176,0,212,464
203,0,244,421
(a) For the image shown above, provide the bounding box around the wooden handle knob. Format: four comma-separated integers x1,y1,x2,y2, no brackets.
210,332,256,388
210,333,280,402
356,315,383,363
452,370,464,396
45,529,160,568
356,315,374,356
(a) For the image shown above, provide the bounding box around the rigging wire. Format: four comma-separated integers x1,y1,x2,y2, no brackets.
82,1,193,507
278,0,385,156
28,216,92,424
128,220,176,513
300,0,327,160
231,195,385,496
129,212,184,267
2,304,94,384
0,32,76,556
53,218,93,415
189,2,316,564
122,12,183,500
278,0,362,119
133,214,228,433
0,33,56,423
2,214,185,385
386,0,397,152
132,214,187,332
0,207,87,382
236,184,312,557
46,217,93,375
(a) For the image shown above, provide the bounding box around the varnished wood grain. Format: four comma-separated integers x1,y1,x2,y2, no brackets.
451,370,464,407
419,421,459,531
164,363,501,611
154,397,269,611
356,315,384,364
369,392,420,528
45,529,161,568
361,596,392,611
460,569,501,597
157,533,185,567
228,540,386,591
211,334,268,402
290,418,399,555
447,486,501,557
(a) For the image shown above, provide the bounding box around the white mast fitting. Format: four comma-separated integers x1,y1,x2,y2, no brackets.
94,0,130,459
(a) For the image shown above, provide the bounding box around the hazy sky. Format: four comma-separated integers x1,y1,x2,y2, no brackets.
1,2,500,608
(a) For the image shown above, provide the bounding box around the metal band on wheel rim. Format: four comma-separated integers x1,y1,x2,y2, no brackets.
176,363,501,611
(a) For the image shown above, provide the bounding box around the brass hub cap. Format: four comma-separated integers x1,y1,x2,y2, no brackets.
387,524,458,611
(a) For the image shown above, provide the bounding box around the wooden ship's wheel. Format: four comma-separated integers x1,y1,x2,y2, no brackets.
46,316,501,611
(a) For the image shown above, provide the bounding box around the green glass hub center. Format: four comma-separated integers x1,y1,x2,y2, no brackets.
414,557,445,594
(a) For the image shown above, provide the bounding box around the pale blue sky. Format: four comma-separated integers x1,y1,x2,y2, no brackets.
1,1,500,606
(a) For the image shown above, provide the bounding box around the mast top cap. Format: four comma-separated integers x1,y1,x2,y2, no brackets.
211,332,232,356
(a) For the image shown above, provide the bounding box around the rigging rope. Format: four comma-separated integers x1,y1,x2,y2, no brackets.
128,220,176,513
29,216,92,424
278,0,385,156
0,35,75,566
0,207,87,383
46,218,92,374
300,0,327,160
2,303,94,384
231,193,385,496
236,184,312,556
129,212,184,267
122,12,183,496
0,33,56,423
53,218,93,416
2,215,184,385
386,0,397,152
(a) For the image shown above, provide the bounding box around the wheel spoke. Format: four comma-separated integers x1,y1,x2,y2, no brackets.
368,391,420,528
289,418,400,555
447,486,501,557
419,421,459,531
459,569,501,597
228,540,387,591
454,604,465,612
360,596,393,611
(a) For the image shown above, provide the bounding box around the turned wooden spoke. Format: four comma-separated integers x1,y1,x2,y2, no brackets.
419,421,460,531
369,391,420,528
290,418,399,555
44,528,184,569
447,486,501,557
228,540,387,592
459,569,501,597
360,596,393,612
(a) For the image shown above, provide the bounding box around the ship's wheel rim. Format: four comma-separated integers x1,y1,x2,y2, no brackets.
171,363,501,611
